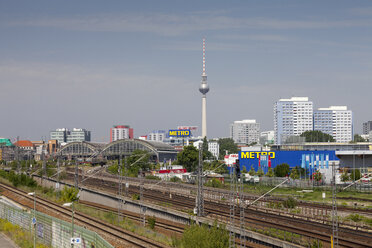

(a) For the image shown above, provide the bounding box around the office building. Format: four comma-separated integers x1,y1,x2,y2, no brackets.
314,106,353,143
66,128,91,143
230,119,260,145
148,130,166,142
260,131,275,145
50,128,91,143
363,121,372,135
274,97,313,144
50,128,68,144
110,125,133,142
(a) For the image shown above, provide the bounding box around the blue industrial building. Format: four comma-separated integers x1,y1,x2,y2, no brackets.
238,150,338,172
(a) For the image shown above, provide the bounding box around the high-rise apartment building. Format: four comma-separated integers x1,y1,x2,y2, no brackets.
363,121,372,135
314,106,353,143
110,125,133,142
147,130,166,142
274,97,313,144
208,140,220,159
230,119,260,145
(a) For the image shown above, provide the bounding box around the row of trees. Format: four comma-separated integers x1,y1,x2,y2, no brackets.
301,130,368,143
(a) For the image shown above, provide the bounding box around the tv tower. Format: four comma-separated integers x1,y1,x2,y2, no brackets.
199,38,209,138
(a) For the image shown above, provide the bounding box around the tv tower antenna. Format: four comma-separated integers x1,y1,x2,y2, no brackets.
199,37,209,138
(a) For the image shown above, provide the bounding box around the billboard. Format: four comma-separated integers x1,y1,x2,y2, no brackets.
177,126,197,131
238,150,338,172
168,130,191,137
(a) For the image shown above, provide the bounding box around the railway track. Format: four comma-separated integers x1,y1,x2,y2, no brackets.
65,169,372,216
129,185,372,248
64,173,372,248
0,182,168,248
78,200,185,234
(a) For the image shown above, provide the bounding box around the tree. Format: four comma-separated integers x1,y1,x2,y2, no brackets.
266,167,274,177
274,163,290,177
257,167,264,177
202,137,209,154
351,168,361,181
340,170,350,182
60,186,79,202
178,222,229,248
204,160,228,174
290,168,299,179
353,134,366,143
218,138,239,160
248,165,256,176
127,150,151,176
313,170,322,182
241,165,247,174
300,130,335,142
177,145,199,172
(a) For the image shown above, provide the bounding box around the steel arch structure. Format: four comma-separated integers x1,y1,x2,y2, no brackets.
58,139,177,162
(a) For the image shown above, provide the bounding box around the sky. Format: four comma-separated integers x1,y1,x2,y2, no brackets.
1,0,372,142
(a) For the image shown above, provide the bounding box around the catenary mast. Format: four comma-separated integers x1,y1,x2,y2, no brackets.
199,38,209,138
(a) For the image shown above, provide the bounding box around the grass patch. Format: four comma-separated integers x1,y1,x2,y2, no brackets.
74,204,173,245
0,218,49,248
344,214,372,227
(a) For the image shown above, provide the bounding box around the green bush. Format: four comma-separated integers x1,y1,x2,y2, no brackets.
60,186,79,202
147,216,156,229
0,171,37,188
169,176,181,182
345,214,363,222
283,197,297,209
145,175,161,180
274,163,290,177
204,178,223,188
177,221,229,248
132,194,140,200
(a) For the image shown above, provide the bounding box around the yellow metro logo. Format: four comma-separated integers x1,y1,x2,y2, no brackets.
168,130,191,137
240,151,275,159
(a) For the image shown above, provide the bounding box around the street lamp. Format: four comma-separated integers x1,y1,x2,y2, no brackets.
63,202,74,247
28,192,36,248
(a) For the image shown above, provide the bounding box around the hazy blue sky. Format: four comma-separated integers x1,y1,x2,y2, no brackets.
1,1,372,142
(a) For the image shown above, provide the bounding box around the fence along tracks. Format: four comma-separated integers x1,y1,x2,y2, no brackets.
0,182,167,248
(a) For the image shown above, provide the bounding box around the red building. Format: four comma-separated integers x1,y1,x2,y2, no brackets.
110,125,134,142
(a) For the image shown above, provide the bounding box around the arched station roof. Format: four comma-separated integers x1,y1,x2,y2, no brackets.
59,141,104,156
59,139,177,161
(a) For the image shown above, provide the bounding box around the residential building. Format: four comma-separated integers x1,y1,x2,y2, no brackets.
148,130,166,142
363,121,372,135
50,128,68,144
259,131,275,145
274,97,313,144
110,125,133,142
314,106,353,143
48,140,58,154
208,140,220,159
14,140,34,151
230,119,260,145
66,128,91,143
